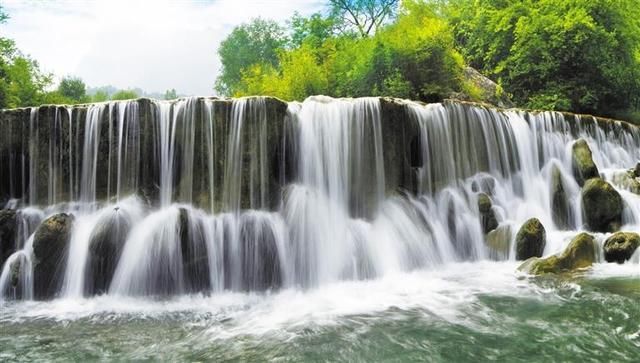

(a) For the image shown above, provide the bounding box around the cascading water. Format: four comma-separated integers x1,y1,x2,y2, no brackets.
0,96,639,303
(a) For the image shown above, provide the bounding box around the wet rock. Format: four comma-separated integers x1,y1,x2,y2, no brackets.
179,208,211,293
485,224,512,260
603,232,640,263
551,166,571,229
471,174,496,195
32,213,74,300
477,193,499,234
515,218,546,260
0,209,17,266
85,210,131,295
611,170,640,194
571,139,599,186
581,178,623,233
634,163,640,178
519,233,596,274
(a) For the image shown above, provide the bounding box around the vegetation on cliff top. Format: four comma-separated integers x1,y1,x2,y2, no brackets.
217,0,640,123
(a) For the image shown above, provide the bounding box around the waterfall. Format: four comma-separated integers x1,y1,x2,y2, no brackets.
1,96,639,301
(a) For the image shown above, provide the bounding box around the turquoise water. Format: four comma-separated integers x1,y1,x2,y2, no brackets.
1,262,638,362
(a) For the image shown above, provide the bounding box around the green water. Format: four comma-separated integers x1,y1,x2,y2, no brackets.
1,262,638,362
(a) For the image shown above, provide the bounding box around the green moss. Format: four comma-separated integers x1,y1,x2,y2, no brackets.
581,178,623,232
571,139,599,186
603,232,640,263
515,218,546,260
519,233,597,274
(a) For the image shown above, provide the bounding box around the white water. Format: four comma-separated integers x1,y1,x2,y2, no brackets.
1,96,639,302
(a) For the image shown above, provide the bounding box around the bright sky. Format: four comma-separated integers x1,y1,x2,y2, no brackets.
1,0,325,96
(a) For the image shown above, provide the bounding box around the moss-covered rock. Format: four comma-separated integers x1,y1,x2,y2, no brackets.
571,139,599,186
519,233,597,274
551,166,571,229
477,193,499,234
581,178,623,233
634,163,640,178
485,224,512,260
603,232,640,263
0,209,17,266
515,218,546,260
32,213,74,300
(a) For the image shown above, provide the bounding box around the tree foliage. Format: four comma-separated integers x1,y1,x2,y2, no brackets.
215,18,288,96
329,0,400,37
110,90,139,101
58,76,88,103
445,0,640,117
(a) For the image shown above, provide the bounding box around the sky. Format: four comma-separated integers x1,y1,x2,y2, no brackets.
1,0,325,96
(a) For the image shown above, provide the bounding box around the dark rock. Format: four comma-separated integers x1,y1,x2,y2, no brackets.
581,178,623,233
571,139,599,186
32,213,74,300
178,208,211,293
477,193,499,234
551,166,571,229
603,232,640,263
0,209,17,266
634,163,640,178
515,218,546,260
519,233,596,274
85,209,131,295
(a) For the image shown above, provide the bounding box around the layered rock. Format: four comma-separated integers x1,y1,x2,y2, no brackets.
0,209,17,266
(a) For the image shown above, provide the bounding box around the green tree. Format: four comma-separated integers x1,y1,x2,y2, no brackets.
58,76,88,103
215,18,288,96
329,0,400,37
445,0,640,117
91,90,109,102
110,89,139,100
290,12,337,48
164,88,178,100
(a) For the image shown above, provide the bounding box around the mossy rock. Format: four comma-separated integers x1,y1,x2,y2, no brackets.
571,139,599,186
32,213,74,300
581,178,623,233
0,209,17,266
515,218,546,260
603,232,640,263
519,233,597,275
551,166,571,229
477,193,498,234
634,162,640,178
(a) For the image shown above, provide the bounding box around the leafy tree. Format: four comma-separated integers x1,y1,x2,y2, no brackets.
290,12,337,48
445,0,640,117
215,18,288,96
110,90,139,100
164,88,178,100
58,76,88,103
329,0,400,37
91,90,109,102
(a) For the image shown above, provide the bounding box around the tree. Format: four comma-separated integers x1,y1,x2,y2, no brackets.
58,76,88,103
110,90,138,100
290,12,337,48
329,0,400,37
215,18,288,96
91,90,109,102
164,88,178,100
445,0,640,117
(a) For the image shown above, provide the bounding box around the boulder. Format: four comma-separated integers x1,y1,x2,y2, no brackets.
634,163,640,178
571,139,599,186
85,209,131,295
485,224,512,260
515,218,546,260
32,213,74,299
519,233,597,274
477,193,499,234
603,232,640,263
551,166,571,229
581,178,623,233
0,209,17,266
